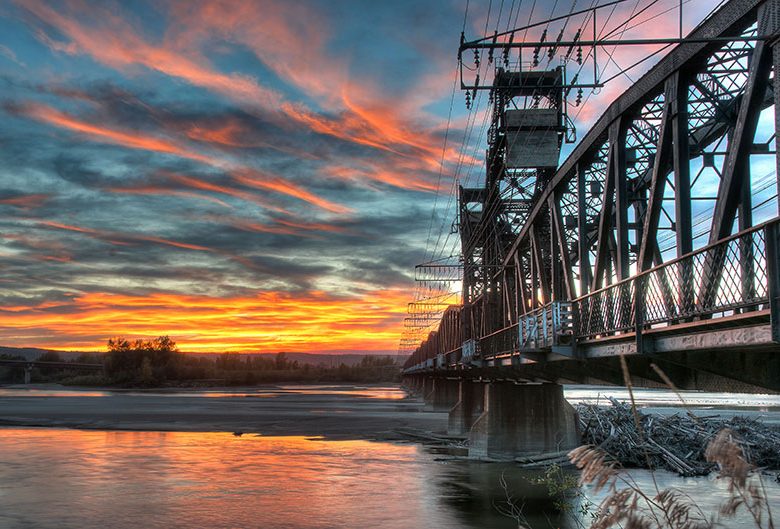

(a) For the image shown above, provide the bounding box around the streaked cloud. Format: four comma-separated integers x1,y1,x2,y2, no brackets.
0,0,709,353
0,289,409,353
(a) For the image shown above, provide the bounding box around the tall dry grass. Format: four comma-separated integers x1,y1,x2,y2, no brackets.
564,358,776,529
502,358,776,529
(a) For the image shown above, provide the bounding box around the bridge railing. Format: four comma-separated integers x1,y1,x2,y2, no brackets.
480,323,519,357
518,302,574,350
479,301,574,358
404,220,779,372
576,220,775,339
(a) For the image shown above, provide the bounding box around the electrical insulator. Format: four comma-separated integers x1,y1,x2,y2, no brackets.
565,73,579,98
488,31,497,64
577,46,582,65
575,88,583,106
474,49,480,68
565,29,581,61
548,29,563,60
533,29,547,67
465,91,471,109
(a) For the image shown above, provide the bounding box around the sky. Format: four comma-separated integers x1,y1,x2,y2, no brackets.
0,0,721,354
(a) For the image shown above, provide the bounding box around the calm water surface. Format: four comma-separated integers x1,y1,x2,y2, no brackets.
0,384,407,400
2,427,779,529
1,385,779,528
0,428,556,529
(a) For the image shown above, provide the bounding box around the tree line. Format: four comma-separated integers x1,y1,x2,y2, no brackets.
0,337,400,387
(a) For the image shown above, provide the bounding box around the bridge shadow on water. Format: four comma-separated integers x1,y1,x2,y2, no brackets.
429,456,581,529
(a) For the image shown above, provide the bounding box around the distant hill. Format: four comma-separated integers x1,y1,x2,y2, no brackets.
239,352,407,367
0,346,406,366
0,346,91,361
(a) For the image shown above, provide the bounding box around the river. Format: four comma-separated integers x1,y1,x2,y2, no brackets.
0,385,778,528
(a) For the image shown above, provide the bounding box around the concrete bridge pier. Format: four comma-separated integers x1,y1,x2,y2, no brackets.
425,378,460,412
468,383,578,460
447,380,485,435
421,377,435,403
402,376,421,395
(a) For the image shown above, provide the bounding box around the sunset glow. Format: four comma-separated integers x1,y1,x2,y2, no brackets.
0,0,466,353
0,289,409,353
0,0,714,354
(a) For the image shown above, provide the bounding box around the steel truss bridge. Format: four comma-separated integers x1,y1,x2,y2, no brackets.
404,0,780,394
0,359,103,384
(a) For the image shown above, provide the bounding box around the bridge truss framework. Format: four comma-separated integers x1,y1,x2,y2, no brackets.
404,0,780,393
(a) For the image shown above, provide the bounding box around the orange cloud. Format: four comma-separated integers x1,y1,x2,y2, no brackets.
17,0,283,108
274,218,353,235
19,0,467,194
0,289,409,353
232,170,352,215
224,216,353,238
39,220,101,236
17,101,214,164
37,220,209,252
230,220,308,238
0,193,50,209
34,219,286,275
2,231,73,262
322,162,438,193
105,185,233,209
185,119,253,148
165,0,464,171
13,102,349,214
165,172,290,215
133,235,210,252
182,118,322,161
165,0,342,106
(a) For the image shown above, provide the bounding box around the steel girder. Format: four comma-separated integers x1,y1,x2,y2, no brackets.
405,0,780,371
503,0,778,312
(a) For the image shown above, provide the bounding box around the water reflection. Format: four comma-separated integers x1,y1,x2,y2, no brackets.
0,385,407,400
1,428,778,528
0,428,516,529
433,461,578,528
4,385,779,410
0,389,111,398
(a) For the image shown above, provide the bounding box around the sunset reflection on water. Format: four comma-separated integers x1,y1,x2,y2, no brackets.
2,427,777,529
0,428,469,529
0,385,407,400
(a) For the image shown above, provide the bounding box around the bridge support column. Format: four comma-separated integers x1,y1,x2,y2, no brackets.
23,365,32,385
421,377,435,404
448,380,484,435
413,376,424,395
426,378,460,412
468,383,579,460
402,376,422,396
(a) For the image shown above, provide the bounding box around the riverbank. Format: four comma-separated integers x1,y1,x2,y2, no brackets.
2,383,779,459
3,384,779,529
0,383,445,441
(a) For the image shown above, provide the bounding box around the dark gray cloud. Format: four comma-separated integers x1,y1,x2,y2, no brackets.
0,0,470,352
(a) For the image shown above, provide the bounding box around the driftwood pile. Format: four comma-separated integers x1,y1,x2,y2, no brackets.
577,399,780,476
